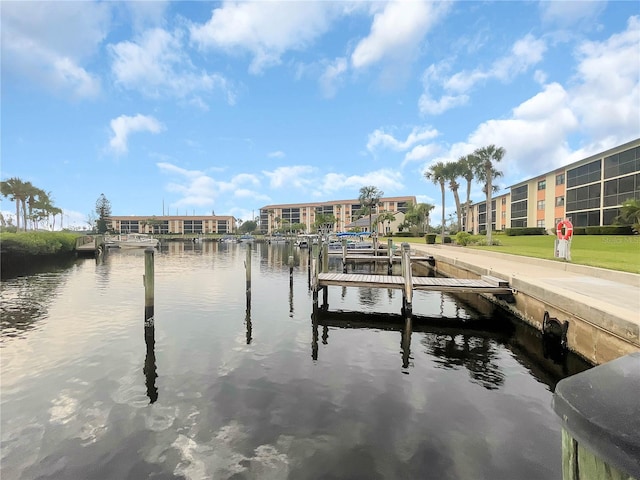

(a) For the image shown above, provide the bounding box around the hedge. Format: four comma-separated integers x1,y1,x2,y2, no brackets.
584,225,634,235
425,234,436,244
505,227,546,236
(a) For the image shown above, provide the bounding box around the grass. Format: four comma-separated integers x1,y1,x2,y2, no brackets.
397,234,640,274
0,231,80,256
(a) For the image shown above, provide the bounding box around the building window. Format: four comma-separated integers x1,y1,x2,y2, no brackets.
604,147,640,179
537,200,545,210
567,160,601,188
501,197,507,205
556,173,565,185
511,200,527,219
566,183,601,212
537,180,546,190
512,185,528,202
537,220,545,228
555,196,565,207
501,211,506,218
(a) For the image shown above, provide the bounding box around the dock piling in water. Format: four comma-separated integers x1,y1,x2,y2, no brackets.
401,243,413,314
144,247,154,326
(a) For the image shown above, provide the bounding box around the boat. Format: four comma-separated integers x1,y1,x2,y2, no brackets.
239,234,255,243
220,235,239,243
105,234,159,249
294,234,317,248
267,233,287,243
327,232,374,254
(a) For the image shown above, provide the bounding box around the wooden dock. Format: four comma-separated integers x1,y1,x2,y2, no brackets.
309,241,513,315
317,273,512,294
75,235,104,257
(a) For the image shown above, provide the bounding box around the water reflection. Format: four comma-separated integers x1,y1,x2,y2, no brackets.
143,323,158,403
312,308,512,387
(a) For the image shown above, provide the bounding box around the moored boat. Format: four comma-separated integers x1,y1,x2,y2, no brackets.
105,234,159,249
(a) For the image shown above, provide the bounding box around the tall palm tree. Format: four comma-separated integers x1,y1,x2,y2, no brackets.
376,211,396,235
424,162,448,244
458,154,481,232
473,145,506,244
415,202,435,233
443,162,463,232
358,186,384,234
26,185,48,230
1,177,31,231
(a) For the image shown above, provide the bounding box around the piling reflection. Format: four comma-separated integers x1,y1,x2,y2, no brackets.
245,293,252,345
143,323,158,403
312,309,512,380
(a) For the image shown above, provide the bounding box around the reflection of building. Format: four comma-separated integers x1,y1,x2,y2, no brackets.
259,196,416,234
468,138,640,233
108,215,236,234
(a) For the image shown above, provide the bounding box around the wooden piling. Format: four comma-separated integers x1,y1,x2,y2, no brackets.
311,242,319,293
144,247,154,326
401,242,413,314
401,315,412,369
387,238,393,274
373,235,378,256
322,241,329,273
245,244,251,296
289,240,294,278
342,238,348,273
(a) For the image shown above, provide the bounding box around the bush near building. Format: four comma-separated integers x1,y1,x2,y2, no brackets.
0,231,79,256
505,227,547,236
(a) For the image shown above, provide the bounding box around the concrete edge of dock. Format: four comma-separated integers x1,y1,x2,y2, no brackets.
411,244,640,365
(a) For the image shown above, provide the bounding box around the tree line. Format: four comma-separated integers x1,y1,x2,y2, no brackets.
0,177,63,231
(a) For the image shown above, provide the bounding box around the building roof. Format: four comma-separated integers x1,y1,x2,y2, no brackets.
109,215,235,221
260,196,416,210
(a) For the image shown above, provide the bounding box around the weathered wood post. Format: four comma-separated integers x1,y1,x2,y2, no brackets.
288,240,294,280
311,300,319,361
144,247,154,325
401,242,413,314
373,234,378,256
342,238,348,273
322,241,329,273
245,301,252,345
311,242,319,299
387,238,393,275
245,244,252,302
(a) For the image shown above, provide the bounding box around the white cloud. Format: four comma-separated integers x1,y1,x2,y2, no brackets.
109,114,165,155
569,15,640,146
109,28,235,105
157,163,262,209
403,144,441,167
351,0,450,69
319,57,348,98
268,151,285,158
1,1,108,98
367,126,439,152
319,169,404,193
539,1,606,27
262,166,317,189
190,2,340,74
419,33,547,115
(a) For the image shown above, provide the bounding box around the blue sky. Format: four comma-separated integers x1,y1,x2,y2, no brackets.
2,1,639,228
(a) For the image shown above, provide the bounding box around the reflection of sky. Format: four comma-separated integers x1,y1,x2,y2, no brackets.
1,243,580,479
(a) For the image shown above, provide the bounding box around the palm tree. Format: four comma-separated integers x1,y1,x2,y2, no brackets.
376,211,396,235
615,198,640,233
443,162,463,232
358,186,384,233
458,154,481,232
415,202,435,233
0,177,33,231
473,145,506,244
425,162,448,244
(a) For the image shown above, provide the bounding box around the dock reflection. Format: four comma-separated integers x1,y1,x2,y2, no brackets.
311,308,514,385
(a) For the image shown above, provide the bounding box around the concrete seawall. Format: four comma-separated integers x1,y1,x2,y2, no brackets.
411,244,640,365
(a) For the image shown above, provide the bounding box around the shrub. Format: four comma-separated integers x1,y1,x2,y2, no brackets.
455,231,472,246
0,231,79,256
585,226,601,235
443,236,452,244
475,238,502,246
425,234,436,244
572,227,586,235
586,225,634,235
479,230,486,236
393,232,413,237
505,227,546,236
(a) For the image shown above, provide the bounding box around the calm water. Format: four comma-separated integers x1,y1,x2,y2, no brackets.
1,242,591,480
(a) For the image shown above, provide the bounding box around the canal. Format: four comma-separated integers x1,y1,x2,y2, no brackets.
1,242,591,479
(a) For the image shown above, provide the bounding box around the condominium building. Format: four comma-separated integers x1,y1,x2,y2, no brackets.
108,215,236,234
259,196,416,234
468,138,640,233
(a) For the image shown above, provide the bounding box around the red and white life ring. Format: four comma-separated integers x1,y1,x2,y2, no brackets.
556,219,573,240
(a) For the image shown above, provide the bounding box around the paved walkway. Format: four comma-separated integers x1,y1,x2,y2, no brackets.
409,244,640,351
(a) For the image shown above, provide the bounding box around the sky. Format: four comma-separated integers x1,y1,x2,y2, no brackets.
2,1,639,229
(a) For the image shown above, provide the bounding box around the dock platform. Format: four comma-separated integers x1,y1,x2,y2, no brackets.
318,273,512,294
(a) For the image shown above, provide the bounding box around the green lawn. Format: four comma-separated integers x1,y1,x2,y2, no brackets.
400,234,640,274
